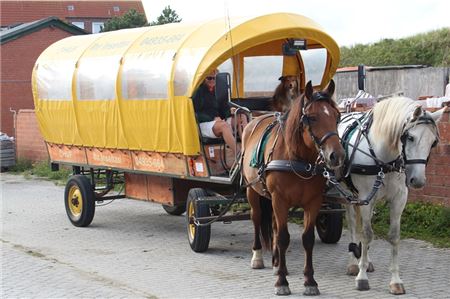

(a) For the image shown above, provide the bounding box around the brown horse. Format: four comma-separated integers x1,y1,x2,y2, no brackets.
241,80,345,296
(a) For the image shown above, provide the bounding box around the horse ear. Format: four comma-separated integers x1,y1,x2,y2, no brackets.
430,107,446,123
305,81,313,100
325,79,335,96
411,105,422,122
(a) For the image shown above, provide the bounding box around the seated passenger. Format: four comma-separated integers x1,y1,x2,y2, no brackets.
192,69,247,156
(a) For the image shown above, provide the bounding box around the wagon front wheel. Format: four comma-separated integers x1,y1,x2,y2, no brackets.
64,175,95,227
186,188,211,252
316,204,343,244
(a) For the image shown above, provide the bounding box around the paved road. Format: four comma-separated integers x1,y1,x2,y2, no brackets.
1,173,449,298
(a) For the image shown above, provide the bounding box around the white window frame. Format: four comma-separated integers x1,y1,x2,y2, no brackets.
92,22,104,34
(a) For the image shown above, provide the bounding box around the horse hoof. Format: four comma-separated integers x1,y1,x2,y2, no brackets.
303,286,320,296
251,259,264,269
346,265,359,276
367,262,375,272
389,283,406,295
274,285,291,296
356,279,370,291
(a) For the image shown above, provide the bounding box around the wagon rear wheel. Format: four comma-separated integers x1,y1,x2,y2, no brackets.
316,203,343,244
186,188,211,252
162,204,186,216
64,175,95,227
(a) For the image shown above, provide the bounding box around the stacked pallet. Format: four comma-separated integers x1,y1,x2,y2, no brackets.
0,133,15,171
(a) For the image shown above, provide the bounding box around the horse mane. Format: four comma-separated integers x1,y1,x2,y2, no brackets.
284,91,338,158
284,95,305,157
371,96,420,153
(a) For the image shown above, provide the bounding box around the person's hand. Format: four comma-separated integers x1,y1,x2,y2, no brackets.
230,107,236,114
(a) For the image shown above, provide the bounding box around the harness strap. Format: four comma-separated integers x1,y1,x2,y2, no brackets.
265,160,324,176
350,156,404,175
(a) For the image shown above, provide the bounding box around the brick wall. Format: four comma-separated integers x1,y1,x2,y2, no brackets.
1,1,145,33
1,26,74,137
409,109,450,207
16,109,48,161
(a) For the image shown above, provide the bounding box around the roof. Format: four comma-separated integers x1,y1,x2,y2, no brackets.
337,65,428,73
1,1,145,27
1,16,87,44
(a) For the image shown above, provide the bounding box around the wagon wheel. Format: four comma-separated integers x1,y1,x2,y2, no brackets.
64,175,96,227
186,188,211,252
316,203,343,244
162,204,186,216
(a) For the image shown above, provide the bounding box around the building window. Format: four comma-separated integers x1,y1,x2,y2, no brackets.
113,6,120,12
71,21,84,29
67,5,74,11
92,22,104,34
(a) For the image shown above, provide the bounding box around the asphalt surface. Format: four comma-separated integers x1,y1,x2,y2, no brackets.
1,173,449,298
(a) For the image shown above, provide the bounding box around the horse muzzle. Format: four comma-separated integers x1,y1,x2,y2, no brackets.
405,165,426,188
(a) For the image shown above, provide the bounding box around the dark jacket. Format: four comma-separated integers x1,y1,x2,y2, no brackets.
192,83,231,123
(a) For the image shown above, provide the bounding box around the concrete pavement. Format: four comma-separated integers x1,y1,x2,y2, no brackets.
1,173,449,298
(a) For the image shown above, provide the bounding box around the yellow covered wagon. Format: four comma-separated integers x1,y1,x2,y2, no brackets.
33,13,340,251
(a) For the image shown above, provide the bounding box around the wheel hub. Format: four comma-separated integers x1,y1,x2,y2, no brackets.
68,187,83,217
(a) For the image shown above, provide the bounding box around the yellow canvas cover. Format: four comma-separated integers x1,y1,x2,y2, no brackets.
32,13,339,155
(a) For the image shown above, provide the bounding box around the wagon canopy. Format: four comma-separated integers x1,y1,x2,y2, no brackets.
32,13,339,155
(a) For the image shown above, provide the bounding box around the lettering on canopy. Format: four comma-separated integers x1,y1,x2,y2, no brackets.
140,33,185,46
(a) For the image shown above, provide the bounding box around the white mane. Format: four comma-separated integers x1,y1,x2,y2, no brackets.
371,96,420,154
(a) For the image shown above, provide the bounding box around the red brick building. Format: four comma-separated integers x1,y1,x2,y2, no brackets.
1,0,145,33
1,17,86,138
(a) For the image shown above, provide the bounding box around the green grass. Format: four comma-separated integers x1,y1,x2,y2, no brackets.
9,158,71,184
373,201,450,248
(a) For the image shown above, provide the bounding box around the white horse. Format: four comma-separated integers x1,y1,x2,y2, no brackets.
336,97,445,295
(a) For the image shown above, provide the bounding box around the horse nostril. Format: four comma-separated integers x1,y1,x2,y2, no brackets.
329,152,337,164
410,177,415,185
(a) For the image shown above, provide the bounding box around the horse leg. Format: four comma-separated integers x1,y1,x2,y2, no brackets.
272,213,280,275
346,204,360,276
248,188,264,269
302,208,320,296
387,194,407,295
346,205,375,275
355,204,374,291
272,202,291,295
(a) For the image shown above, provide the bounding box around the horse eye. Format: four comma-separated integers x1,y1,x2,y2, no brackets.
432,140,438,148
407,135,414,142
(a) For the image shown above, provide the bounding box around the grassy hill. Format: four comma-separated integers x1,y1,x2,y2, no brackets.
339,28,450,67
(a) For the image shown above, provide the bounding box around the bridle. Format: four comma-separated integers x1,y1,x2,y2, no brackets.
400,115,439,166
300,92,341,159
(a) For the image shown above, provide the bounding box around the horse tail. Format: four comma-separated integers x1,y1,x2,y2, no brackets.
260,196,273,250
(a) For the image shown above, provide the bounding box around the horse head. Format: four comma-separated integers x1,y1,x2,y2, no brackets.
402,106,445,188
287,80,345,169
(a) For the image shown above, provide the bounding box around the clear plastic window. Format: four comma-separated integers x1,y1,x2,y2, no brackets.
36,60,75,100
300,48,327,86
76,56,120,100
174,47,208,96
121,50,173,100
243,56,282,97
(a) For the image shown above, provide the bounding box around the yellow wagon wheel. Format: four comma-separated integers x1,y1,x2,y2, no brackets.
186,188,211,252
64,175,96,227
